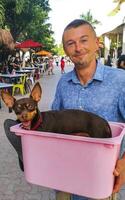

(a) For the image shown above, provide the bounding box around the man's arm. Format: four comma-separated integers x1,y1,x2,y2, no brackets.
113,153,125,193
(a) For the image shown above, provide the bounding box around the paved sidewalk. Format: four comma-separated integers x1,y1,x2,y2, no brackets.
1,64,125,200
0,64,73,200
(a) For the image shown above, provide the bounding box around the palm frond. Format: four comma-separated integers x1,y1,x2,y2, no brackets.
0,2,5,27
108,0,125,16
108,4,120,16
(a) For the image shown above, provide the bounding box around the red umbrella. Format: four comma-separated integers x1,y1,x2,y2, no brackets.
15,39,42,48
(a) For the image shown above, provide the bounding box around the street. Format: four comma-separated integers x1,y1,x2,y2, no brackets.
0,64,73,200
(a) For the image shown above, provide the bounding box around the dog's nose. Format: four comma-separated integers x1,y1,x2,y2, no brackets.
22,112,28,120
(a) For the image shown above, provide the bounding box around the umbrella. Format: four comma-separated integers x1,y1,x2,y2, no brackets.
35,50,51,56
15,39,42,48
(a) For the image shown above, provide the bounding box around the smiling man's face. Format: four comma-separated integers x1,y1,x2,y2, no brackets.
63,24,99,69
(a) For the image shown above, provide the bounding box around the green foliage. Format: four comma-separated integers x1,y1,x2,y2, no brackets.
80,10,101,29
0,0,56,52
0,0,5,27
55,44,65,56
108,0,125,16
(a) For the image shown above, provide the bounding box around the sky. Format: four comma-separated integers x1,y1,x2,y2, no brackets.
49,0,125,44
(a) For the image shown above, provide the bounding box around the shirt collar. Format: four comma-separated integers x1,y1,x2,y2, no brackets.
93,61,105,81
66,60,105,84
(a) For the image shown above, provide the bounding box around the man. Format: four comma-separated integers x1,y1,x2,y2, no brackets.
52,19,125,200
117,54,125,70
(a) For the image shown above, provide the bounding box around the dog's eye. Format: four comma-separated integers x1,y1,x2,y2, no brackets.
26,104,34,111
14,105,22,114
18,105,22,108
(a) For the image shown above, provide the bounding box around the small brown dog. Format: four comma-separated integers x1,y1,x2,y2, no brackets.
2,82,112,138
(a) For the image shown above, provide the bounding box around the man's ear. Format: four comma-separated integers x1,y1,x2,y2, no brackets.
30,82,42,102
1,91,16,108
95,37,100,52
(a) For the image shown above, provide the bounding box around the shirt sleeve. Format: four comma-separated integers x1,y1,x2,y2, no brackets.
120,135,125,158
118,89,125,121
118,89,125,158
51,80,63,110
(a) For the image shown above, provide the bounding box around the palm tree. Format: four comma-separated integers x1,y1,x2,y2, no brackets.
108,0,125,16
0,1,5,27
80,10,101,29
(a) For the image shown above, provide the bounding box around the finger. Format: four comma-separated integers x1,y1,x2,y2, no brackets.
113,169,119,176
113,176,121,193
114,160,124,175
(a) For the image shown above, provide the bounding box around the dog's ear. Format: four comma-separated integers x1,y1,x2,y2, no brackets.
1,91,16,108
30,82,42,102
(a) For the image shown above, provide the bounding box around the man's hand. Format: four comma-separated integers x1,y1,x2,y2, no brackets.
113,154,125,193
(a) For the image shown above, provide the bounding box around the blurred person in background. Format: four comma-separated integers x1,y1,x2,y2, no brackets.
60,57,65,74
117,54,125,70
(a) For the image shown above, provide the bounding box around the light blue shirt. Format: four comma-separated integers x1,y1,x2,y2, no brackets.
52,61,125,122
52,61,125,200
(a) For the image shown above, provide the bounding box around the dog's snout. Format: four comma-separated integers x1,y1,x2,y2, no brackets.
22,112,28,120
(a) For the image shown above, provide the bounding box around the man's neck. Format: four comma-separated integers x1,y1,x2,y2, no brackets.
75,60,97,85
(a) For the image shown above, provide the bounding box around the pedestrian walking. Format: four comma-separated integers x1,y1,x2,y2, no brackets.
105,54,112,66
60,57,65,74
48,57,54,75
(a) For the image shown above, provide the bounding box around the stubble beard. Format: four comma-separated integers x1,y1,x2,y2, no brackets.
74,53,96,70
76,60,87,69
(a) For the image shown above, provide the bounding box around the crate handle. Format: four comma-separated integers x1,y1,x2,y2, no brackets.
104,144,114,148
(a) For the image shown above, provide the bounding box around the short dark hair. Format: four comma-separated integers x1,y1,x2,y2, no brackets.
64,19,96,35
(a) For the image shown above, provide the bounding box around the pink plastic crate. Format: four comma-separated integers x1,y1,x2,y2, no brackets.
11,122,125,199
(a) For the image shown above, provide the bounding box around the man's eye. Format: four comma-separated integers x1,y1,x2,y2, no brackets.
66,42,74,47
81,39,88,43
80,38,88,43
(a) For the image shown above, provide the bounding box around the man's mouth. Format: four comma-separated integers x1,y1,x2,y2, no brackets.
74,53,87,57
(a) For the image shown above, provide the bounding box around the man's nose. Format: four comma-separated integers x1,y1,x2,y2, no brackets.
75,42,82,52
